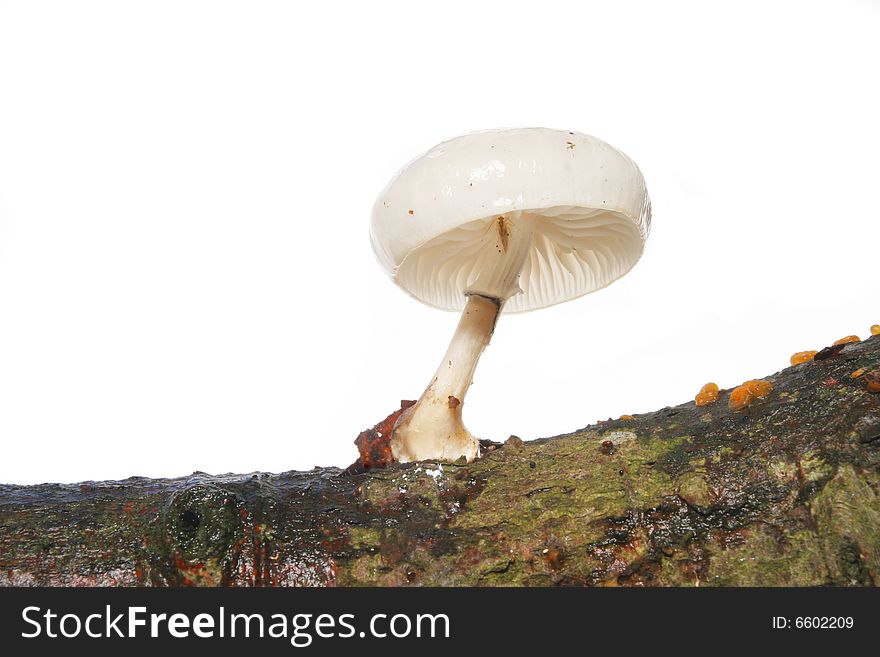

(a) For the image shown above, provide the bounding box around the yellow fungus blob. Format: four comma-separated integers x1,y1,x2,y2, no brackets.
865,371,880,393
790,351,818,366
743,379,772,399
619,414,634,421
871,325,880,336
851,368,866,379
695,382,719,407
729,385,754,411
832,335,860,346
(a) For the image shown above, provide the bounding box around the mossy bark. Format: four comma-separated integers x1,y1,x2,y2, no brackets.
2,338,880,587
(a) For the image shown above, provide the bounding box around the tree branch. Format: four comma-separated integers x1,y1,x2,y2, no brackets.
2,338,879,586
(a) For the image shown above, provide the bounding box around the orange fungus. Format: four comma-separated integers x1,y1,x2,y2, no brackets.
790,351,818,366
695,382,719,407
729,385,754,411
832,335,860,346
743,379,772,399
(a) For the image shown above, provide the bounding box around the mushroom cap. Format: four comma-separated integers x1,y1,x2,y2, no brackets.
370,127,651,313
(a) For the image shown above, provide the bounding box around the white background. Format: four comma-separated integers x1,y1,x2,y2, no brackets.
1,0,878,485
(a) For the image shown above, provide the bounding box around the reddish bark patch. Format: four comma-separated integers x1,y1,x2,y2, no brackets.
542,547,564,570
172,554,209,586
349,400,416,471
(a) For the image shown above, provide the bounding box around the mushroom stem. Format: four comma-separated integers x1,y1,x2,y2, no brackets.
391,214,535,463
390,294,502,463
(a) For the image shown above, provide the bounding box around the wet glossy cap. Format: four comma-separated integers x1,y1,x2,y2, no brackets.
370,127,651,313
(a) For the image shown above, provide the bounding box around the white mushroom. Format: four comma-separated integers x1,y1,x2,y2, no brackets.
370,127,651,463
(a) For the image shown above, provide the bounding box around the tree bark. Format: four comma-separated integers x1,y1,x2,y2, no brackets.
2,338,880,587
